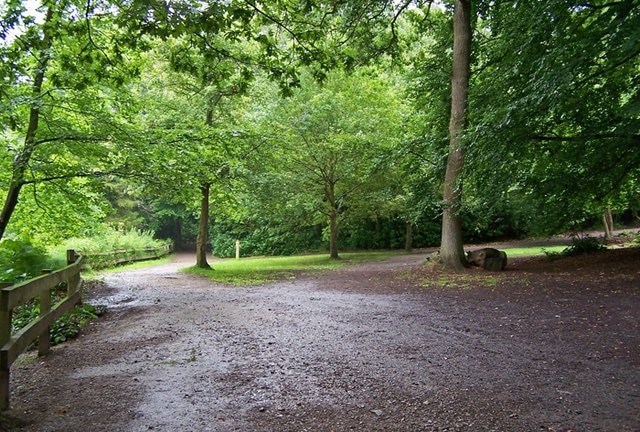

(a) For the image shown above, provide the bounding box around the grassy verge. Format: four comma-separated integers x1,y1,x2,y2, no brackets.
183,251,400,285
502,245,567,257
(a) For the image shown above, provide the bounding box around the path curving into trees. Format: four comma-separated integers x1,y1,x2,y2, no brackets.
6,248,640,431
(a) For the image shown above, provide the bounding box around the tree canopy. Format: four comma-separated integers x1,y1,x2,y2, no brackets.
1,0,638,267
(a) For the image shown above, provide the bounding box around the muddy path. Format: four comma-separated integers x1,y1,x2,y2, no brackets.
6,248,640,431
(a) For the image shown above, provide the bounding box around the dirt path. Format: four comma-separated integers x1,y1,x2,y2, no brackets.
6,247,640,431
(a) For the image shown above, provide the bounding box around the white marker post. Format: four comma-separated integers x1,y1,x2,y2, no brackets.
235,240,240,259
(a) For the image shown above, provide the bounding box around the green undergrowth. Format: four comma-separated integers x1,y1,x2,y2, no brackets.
11,285,106,346
50,227,169,257
184,251,400,285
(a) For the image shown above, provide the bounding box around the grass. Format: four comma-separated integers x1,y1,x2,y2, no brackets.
502,245,567,257
428,274,500,289
183,251,400,285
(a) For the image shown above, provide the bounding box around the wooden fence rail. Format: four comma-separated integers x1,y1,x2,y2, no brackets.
0,250,84,411
83,243,172,270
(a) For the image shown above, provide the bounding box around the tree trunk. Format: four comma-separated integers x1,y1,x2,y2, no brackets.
0,6,54,241
603,207,614,241
326,181,340,259
439,0,472,270
196,183,211,269
329,208,339,259
606,208,614,237
405,221,413,252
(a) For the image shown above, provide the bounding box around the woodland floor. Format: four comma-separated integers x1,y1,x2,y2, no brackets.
2,235,640,431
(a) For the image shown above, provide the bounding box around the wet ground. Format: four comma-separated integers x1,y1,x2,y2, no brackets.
4,246,640,431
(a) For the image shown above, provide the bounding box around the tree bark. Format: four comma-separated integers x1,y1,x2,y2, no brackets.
603,207,614,241
196,183,211,269
405,221,413,252
0,6,54,241
326,179,340,259
329,208,339,259
439,0,472,270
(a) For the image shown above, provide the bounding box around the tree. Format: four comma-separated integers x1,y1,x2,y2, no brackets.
0,0,141,242
467,0,640,234
251,69,406,258
438,0,471,269
132,39,253,268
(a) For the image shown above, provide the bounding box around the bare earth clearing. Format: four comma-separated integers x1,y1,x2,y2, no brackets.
4,240,640,431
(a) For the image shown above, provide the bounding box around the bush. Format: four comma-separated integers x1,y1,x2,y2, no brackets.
1,237,106,349
562,235,607,257
54,226,169,256
12,300,103,347
50,304,104,344
0,237,57,283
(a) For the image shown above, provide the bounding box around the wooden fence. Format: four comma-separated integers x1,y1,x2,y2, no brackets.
83,243,172,270
0,250,84,411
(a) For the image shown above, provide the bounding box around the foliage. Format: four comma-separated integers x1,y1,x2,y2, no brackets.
1,0,638,262
2,178,111,245
49,304,103,345
0,237,59,283
0,0,145,242
242,68,409,258
183,251,399,285
11,298,103,347
210,218,325,257
49,226,170,265
467,0,640,234
561,235,607,257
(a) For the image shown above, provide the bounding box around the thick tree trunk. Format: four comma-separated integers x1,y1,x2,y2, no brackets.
439,0,472,270
0,7,54,241
196,183,211,269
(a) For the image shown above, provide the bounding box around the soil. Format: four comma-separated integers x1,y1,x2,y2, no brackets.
3,237,640,432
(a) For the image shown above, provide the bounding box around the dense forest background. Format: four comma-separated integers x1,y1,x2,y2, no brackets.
1,0,638,264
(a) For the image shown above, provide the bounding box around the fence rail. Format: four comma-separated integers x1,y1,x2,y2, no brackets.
0,250,84,411
83,243,172,269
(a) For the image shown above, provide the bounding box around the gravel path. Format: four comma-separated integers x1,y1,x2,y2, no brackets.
6,248,640,431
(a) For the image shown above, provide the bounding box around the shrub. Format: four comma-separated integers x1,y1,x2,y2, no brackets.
11,289,105,347
1,237,106,348
561,235,606,257
49,304,104,344
54,227,169,256
0,237,55,283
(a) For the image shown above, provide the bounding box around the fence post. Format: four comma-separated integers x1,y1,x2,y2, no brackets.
67,249,79,297
0,282,14,410
38,270,52,357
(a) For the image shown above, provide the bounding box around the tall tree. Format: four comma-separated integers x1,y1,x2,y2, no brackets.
133,40,251,268
0,0,140,241
439,0,471,269
467,0,640,233
252,69,405,258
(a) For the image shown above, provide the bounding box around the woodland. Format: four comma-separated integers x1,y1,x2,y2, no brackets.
1,0,639,270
